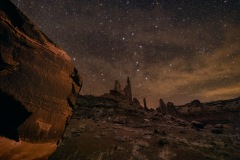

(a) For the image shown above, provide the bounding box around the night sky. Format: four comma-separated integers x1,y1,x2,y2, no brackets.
11,0,240,107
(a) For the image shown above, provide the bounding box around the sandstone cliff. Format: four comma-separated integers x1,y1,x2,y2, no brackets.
0,0,82,159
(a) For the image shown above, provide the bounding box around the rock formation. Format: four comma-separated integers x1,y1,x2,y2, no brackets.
166,102,178,116
0,0,82,159
156,99,178,116
156,99,167,114
143,98,148,110
132,98,141,107
114,80,122,93
124,77,132,102
190,100,203,108
109,77,133,102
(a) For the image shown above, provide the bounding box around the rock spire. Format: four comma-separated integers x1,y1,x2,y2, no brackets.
110,77,133,102
124,77,132,101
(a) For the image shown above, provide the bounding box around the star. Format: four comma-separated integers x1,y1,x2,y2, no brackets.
11,0,240,107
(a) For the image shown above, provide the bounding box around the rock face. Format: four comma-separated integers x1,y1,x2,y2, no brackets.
0,0,82,159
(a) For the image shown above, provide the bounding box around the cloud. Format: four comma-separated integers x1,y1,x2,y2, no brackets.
11,0,240,107
201,85,240,99
134,24,240,106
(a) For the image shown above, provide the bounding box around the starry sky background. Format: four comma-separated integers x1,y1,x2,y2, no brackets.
11,0,240,107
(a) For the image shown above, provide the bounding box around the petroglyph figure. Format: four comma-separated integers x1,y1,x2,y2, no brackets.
36,118,52,135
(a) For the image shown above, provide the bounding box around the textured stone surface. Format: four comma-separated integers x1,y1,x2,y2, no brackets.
0,0,82,159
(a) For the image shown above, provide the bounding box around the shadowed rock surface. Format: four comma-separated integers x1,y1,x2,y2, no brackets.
0,0,82,159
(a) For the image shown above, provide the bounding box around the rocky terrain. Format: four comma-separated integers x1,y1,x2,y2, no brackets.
50,78,240,160
0,1,82,159
176,98,240,128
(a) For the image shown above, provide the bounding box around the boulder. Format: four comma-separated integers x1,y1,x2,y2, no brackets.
191,121,204,130
0,0,82,159
211,129,223,134
214,124,223,129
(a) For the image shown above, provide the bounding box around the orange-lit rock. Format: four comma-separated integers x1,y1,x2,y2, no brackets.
0,0,82,159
